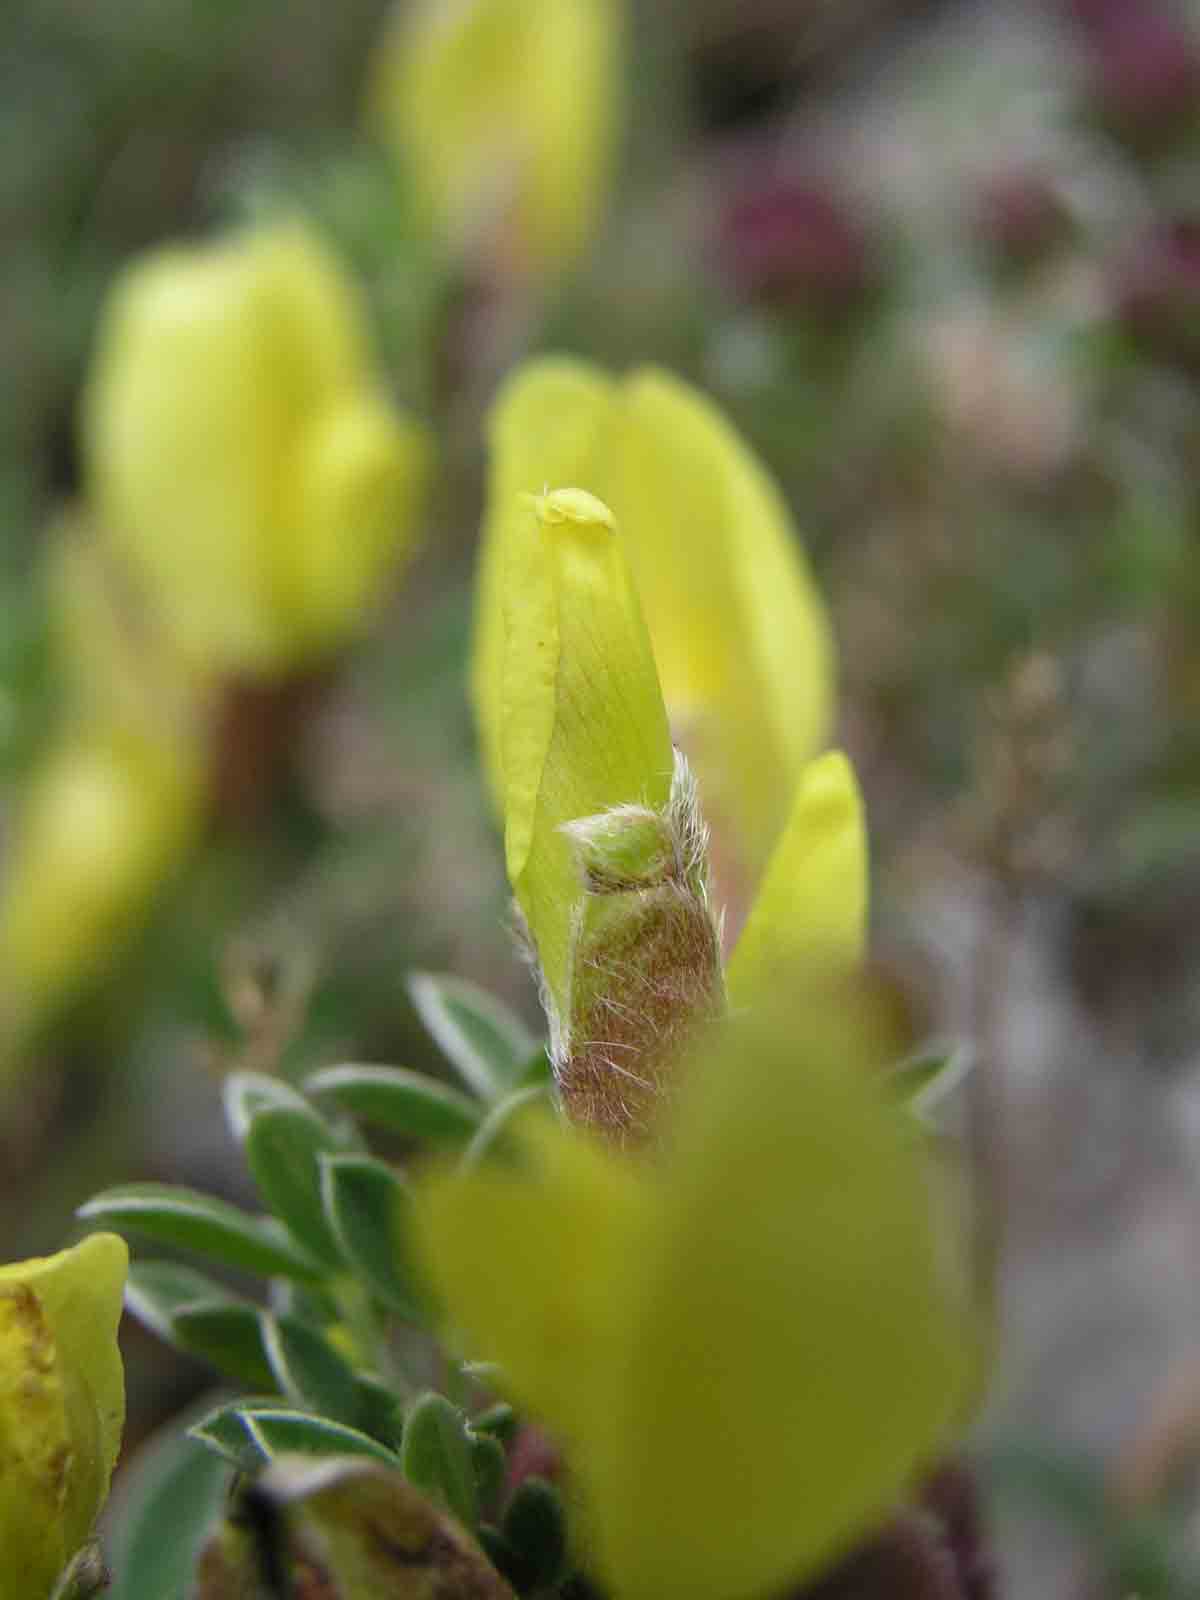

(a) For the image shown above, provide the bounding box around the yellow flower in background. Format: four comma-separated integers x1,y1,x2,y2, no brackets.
472,358,835,892
84,221,429,680
0,730,202,1045
416,1002,969,1600
366,0,622,280
0,1234,127,1600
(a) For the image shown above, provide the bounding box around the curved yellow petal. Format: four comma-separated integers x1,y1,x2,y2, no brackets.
725,751,867,1009
500,488,672,1022
367,0,622,276
413,1112,651,1442
0,1234,127,1600
472,357,617,809
612,368,835,877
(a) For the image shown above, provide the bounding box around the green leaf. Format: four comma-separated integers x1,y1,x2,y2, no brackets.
172,1302,277,1389
503,1477,568,1590
462,1086,552,1170
229,1403,401,1469
124,1259,238,1340
352,1373,407,1451
321,1154,426,1320
401,1392,478,1529
104,1406,232,1600
305,1063,481,1144
472,1402,518,1445
244,1107,346,1271
260,1313,365,1428
886,1044,973,1119
78,1184,324,1281
472,1433,507,1519
223,1071,315,1141
408,972,538,1100
188,1402,272,1473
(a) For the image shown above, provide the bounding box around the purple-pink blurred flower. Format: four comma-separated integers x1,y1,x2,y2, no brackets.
1114,216,1200,369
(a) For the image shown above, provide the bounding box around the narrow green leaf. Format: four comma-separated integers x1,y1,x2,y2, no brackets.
241,1405,401,1468
503,1477,569,1590
320,1154,426,1320
408,972,538,1100
102,1408,232,1600
462,1086,552,1170
171,1302,277,1389
245,1107,346,1270
306,1063,482,1144
260,1313,365,1428
472,1402,518,1445
223,1071,315,1142
886,1044,973,1119
124,1260,238,1341
472,1433,507,1518
402,1391,479,1528
352,1373,407,1451
188,1403,272,1473
78,1184,324,1281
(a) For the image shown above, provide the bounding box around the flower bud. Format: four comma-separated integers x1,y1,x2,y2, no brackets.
0,1235,127,1600
974,170,1071,278
1076,4,1200,155
1113,215,1200,371
84,222,429,678
366,0,622,281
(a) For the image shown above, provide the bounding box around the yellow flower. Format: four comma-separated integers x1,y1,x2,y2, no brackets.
416,1001,969,1600
472,359,834,891
366,0,622,279
83,221,429,679
0,729,202,1045
0,1235,127,1600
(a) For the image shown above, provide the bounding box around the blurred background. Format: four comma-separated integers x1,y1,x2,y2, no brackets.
7,0,1200,1592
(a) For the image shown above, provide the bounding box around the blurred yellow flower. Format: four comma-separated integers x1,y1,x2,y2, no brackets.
416,1002,968,1600
366,0,622,280
84,221,429,679
0,1234,127,1600
0,729,202,1043
472,358,834,892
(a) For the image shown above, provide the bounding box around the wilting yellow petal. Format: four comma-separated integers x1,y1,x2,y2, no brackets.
367,0,622,277
0,1234,127,1600
725,751,867,1008
472,358,617,809
612,368,834,877
84,222,426,677
500,488,672,1021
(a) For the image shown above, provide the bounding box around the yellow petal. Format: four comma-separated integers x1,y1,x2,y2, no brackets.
413,1112,651,1442
472,357,617,810
725,750,867,1008
500,488,672,1021
366,0,622,276
589,1002,968,1600
612,367,835,878
0,1234,127,1600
